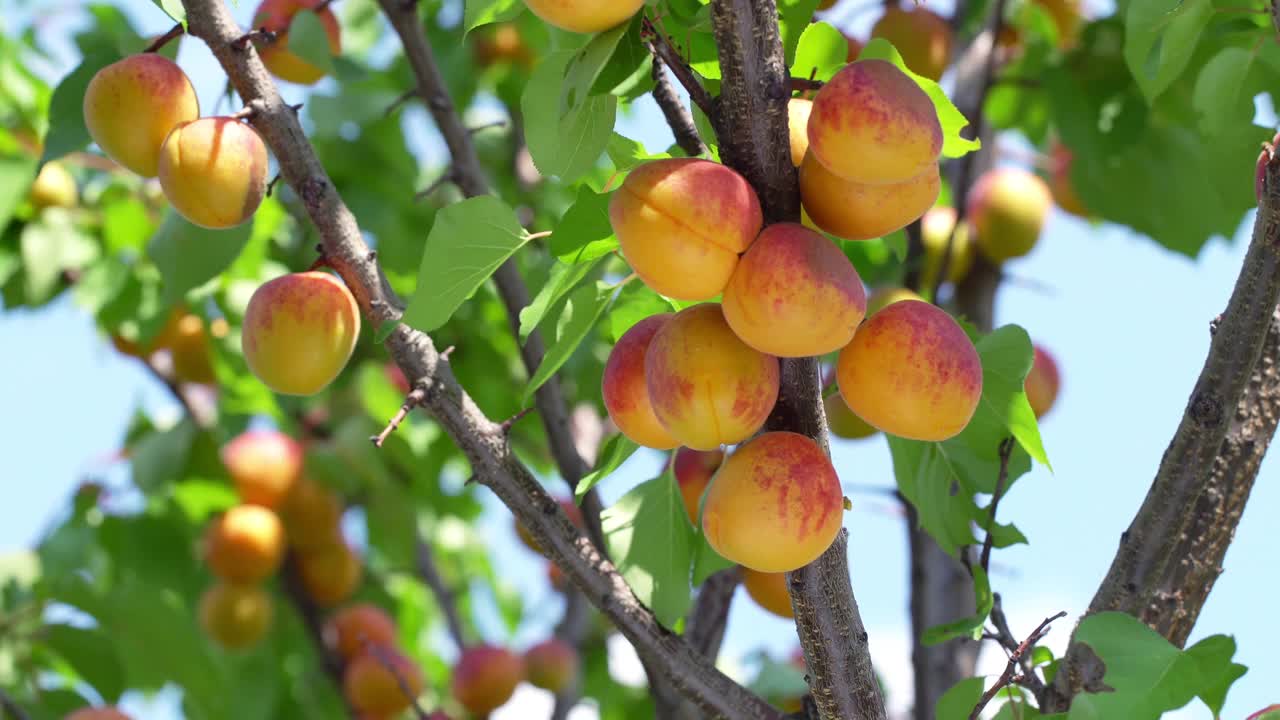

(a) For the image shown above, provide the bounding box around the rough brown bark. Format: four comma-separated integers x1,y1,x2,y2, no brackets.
651,56,707,157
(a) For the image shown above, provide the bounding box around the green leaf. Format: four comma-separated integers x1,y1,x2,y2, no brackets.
779,0,824,66
402,195,528,332
562,23,629,108
606,132,673,173
1184,634,1248,715
38,625,127,702
130,419,198,494
746,650,811,704
601,471,696,627
1124,0,1213,102
576,433,639,500
0,148,37,229
1191,47,1255,136
522,51,618,183
20,212,100,304
464,0,525,34
72,256,130,315
549,185,619,263
922,564,993,645
522,281,613,406
606,280,675,342
935,677,986,720
793,21,849,83
44,53,119,165
691,531,735,585
857,39,980,158
147,209,253,305
519,256,604,341
887,437,981,554
974,325,1050,469
151,0,186,25
289,10,337,75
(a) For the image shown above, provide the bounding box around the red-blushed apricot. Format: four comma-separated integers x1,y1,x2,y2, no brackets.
64,707,133,720
1048,141,1089,218
343,646,425,716
800,152,940,240
742,568,794,619
385,362,411,394
825,392,879,440
254,0,342,85
242,271,361,396
919,206,975,288
866,286,924,316
644,304,780,451
298,539,363,607
1246,705,1280,720
82,54,199,178
198,582,273,650
674,447,725,524
701,431,844,573
836,300,982,441
522,0,645,33
807,59,942,185
967,167,1053,263
722,223,867,357
325,603,398,660
28,161,77,210
157,117,269,229
516,498,584,555
610,158,763,301
1025,344,1061,418
787,99,813,167
202,504,286,583
280,476,344,549
602,314,680,449
870,6,954,81
524,638,579,693
222,429,304,509
451,645,526,716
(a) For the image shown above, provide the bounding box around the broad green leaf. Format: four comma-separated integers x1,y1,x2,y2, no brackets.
922,564,993,645
288,11,337,75
993,696,1045,720
602,471,696,627
935,676,985,720
151,0,186,25
779,0,824,66
38,625,127,702
1184,634,1248,715
147,209,253,305
72,256,130,314
887,436,982,554
170,479,237,522
1124,0,1213,102
402,195,528,332
522,51,617,183
522,281,613,406
576,433,639,500
100,190,155,253
606,132,673,173
691,531,735,585
793,21,848,83
464,0,524,34
858,39,981,158
562,23,629,108
550,185,618,262
0,147,37,229
519,255,605,341
1191,47,1255,137
747,650,811,704
974,325,1050,469
44,53,119,165
129,418,198,493
607,281,675,342
20,212,100,304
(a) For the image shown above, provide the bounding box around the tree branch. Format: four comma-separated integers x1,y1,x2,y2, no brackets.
980,438,1016,573
640,17,716,120
177,1,780,717
650,54,707,157
414,533,467,650
281,553,355,717
987,593,1046,701
1044,144,1280,710
970,611,1065,719
685,567,742,658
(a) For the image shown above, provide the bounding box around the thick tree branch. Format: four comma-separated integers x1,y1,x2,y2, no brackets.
178,2,780,717
1044,147,1280,710
650,55,707,157
685,567,742,658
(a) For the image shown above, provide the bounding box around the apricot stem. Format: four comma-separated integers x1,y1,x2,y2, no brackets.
143,23,185,53
230,27,277,50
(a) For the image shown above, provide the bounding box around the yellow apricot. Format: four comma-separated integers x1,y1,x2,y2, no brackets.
722,222,867,357
343,646,425,716
280,476,344,549
787,99,813,167
742,568,794,619
800,152,940,241
522,0,645,34
242,271,361,396
701,431,844,573
870,6,954,81
83,54,199,178
866,286,924,316
825,392,879,440
524,638,579,693
610,158,763,301
451,645,526,716
807,59,942,185
199,582,273,650
221,429,304,509
298,539,362,607
254,0,343,86
1025,344,1061,418
602,314,680,449
673,447,725,524
836,300,982,441
644,304,780,451
155,311,217,384
967,167,1053,263
157,117,269,229
919,206,975,288
28,162,77,210
202,504,286,583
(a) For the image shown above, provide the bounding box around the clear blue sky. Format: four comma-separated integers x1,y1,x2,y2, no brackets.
1,0,1276,718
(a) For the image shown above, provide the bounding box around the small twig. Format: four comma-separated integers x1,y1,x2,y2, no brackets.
360,638,429,720
231,27,277,50
650,54,707,156
414,168,458,200
640,16,716,119
788,76,824,93
500,407,534,434
988,594,1046,699
969,611,1067,719
371,387,426,447
413,534,467,650
383,88,418,118
525,230,553,241
265,173,283,197
468,119,508,135
980,437,1016,573
440,345,456,361
231,104,258,121
143,22,185,53
0,688,32,720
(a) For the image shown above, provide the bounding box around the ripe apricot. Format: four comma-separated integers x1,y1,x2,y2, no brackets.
722,222,867,357
202,505,286,583
919,206,975,288
1048,141,1089,218
866,286,923,315
157,117,269,229
787,99,813,167
522,0,645,34
451,645,525,716
65,708,133,720
280,476,344,549
515,498,584,555
343,646,425,716
1025,344,1061,418
610,158,763,301
199,582,273,650
825,392,879,440
83,54,199,178
325,603,398,659
673,447,724,524
298,539,363,607
742,568,794,619
870,6,954,81
644,304,780,451
254,0,343,85
836,300,982,441
242,271,361,396
799,152,940,240
967,167,1053,263
524,638,579,693
222,429,303,509
807,59,942,185
602,314,680,449
702,432,844,573
472,24,534,68
28,162,77,210
154,311,217,384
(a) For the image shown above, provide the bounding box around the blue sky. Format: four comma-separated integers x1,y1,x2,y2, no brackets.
1,0,1276,718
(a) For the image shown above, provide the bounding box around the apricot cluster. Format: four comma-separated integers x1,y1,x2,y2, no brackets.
110,304,228,386
325,604,426,717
